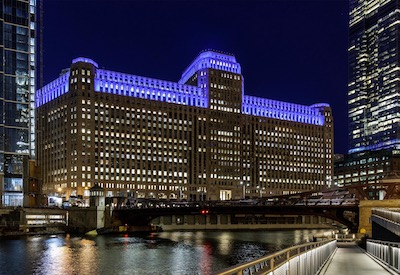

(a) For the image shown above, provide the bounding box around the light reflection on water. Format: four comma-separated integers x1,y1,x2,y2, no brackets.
0,229,330,275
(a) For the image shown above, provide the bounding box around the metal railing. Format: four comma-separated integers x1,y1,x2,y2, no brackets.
215,239,336,275
335,233,356,242
116,196,359,210
367,239,400,273
371,208,400,237
372,208,400,224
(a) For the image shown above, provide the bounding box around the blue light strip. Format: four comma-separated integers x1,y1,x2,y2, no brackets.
348,139,400,154
36,55,328,126
179,50,241,84
242,96,326,125
35,71,70,107
72,57,98,68
95,69,208,108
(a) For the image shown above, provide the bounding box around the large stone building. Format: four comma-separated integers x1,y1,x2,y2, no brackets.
36,50,333,203
0,0,37,206
335,0,400,192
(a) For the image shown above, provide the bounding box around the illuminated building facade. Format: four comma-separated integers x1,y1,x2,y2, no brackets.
0,0,37,206
36,50,333,202
348,0,400,154
335,151,400,187
334,0,400,193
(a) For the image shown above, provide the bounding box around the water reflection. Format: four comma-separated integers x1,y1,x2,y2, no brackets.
0,229,329,275
200,242,213,275
217,232,233,256
39,237,73,274
28,235,98,275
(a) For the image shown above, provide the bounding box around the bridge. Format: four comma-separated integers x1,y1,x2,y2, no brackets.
112,187,361,231
111,181,400,234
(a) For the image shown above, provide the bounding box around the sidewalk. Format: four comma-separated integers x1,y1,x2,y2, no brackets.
320,242,396,275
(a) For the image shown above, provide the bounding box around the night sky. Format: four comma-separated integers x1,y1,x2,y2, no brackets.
43,0,349,154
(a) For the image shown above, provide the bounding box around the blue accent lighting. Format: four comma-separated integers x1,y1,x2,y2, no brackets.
95,69,208,108
35,71,70,107
348,139,400,154
36,53,329,126
242,96,326,126
72,57,98,68
179,50,241,84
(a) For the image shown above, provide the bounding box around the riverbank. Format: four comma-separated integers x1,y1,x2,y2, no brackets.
0,207,67,237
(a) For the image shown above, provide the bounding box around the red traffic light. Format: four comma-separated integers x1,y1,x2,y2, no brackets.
201,209,209,215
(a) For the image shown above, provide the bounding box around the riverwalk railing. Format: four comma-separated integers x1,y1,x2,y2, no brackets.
372,208,400,223
215,239,336,275
371,208,400,237
335,233,356,242
367,239,400,273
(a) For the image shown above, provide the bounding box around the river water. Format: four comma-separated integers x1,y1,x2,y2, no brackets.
0,229,330,275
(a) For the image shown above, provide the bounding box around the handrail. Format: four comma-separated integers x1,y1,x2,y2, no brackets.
367,239,400,273
367,239,400,248
372,208,400,224
215,239,336,275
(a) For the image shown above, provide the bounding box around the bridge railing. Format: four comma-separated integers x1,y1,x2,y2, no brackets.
372,208,400,224
214,239,336,275
367,239,400,273
371,208,400,237
117,197,359,210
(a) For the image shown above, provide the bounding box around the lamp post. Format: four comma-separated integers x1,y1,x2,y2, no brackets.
57,184,64,200
257,186,265,198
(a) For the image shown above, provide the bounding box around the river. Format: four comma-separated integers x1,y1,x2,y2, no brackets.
0,229,331,275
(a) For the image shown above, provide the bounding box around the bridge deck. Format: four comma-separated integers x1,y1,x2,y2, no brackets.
320,242,395,275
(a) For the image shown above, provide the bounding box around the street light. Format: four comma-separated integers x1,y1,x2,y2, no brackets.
240,181,245,199
257,186,265,198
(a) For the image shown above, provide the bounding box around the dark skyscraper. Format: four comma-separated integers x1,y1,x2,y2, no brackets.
0,0,36,206
348,0,400,154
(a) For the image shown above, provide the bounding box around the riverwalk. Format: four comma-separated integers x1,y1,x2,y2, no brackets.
319,242,396,275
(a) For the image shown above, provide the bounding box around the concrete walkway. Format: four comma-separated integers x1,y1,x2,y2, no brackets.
320,242,396,275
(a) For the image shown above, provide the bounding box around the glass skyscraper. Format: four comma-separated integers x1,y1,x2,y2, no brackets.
334,0,400,194
348,0,400,154
0,0,36,206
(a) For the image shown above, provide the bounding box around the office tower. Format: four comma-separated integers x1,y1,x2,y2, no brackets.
348,0,400,153
0,0,36,206
36,50,333,204
334,0,400,196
